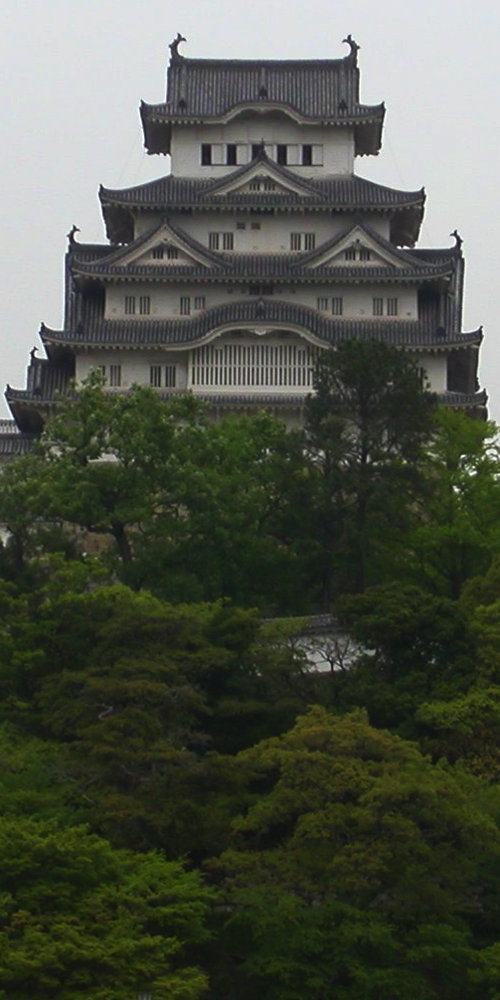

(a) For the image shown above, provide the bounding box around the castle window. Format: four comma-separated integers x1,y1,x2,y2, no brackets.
109,364,121,387
180,296,191,315
150,365,177,388
194,296,206,310
332,297,343,316
249,180,261,192
302,144,313,166
373,297,384,316
124,295,136,315
290,232,315,251
345,247,357,261
236,222,246,230
152,247,164,260
201,144,211,165
226,144,238,165
263,180,276,191
139,296,150,315
201,143,224,165
360,247,371,261
166,246,179,259
150,365,162,387
191,342,319,389
249,284,274,295
387,297,399,316
209,232,234,250
165,365,177,387
276,144,287,165
317,297,329,311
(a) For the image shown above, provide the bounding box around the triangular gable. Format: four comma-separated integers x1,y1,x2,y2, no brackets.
303,225,420,271
109,222,220,269
202,153,317,200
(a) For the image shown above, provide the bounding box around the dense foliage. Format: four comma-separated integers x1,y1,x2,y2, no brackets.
1,343,500,998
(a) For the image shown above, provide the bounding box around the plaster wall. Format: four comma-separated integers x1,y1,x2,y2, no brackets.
133,210,391,243
104,283,418,320
170,119,355,176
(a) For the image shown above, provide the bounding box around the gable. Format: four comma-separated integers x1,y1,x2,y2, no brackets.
305,226,412,271
204,158,316,200
109,223,219,270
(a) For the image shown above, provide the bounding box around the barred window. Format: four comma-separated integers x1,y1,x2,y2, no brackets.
165,365,177,388
291,232,315,251
332,297,343,316
317,297,329,311
209,232,234,250
345,247,357,261
180,297,191,315
152,247,164,260
139,296,150,315
191,342,319,388
109,364,121,387
166,245,179,259
150,365,162,388
387,297,399,316
373,297,384,316
360,247,371,261
194,296,206,310
124,295,136,315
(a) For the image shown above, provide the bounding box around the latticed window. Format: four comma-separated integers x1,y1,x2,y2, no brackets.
139,296,150,315
194,296,206,310
387,297,398,316
150,365,162,388
166,246,179,259
317,297,329,311
152,247,164,260
290,232,316,251
124,295,136,315
209,232,234,250
165,365,176,387
373,297,384,316
345,247,357,261
360,247,371,261
191,341,319,389
332,297,343,316
180,297,191,315
109,364,121,387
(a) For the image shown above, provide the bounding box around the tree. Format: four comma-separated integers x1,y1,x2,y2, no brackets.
304,340,436,601
408,409,500,598
210,707,500,1000
0,816,212,1000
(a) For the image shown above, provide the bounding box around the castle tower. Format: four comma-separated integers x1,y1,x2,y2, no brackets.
2,35,486,451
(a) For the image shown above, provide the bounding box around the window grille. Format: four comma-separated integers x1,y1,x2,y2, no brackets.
209,232,219,250
360,247,371,261
331,297,343,316
223,232,234,250
317,297,329,310
191,342,319,388
124,295,136,315
194,296,206,310
150,365,162,387
387,297,398,316
139,296,150,315
290,232,315,251
180,297,191,315
109,364,121,387
165,365,176,388
373,297,384,316
152,247,164,260
345,247,357,261
166,246,179,259
304,233,315,251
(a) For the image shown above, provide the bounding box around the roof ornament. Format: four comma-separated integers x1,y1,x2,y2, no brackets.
342,34,360,65
29,346,38,361
169,33,187,60
66,225,80,247
450,229,463,251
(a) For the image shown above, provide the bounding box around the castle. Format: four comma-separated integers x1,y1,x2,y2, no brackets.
1,34,486,458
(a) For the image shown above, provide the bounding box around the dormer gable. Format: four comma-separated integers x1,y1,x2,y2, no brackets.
201,152,317,200
71,221,223,278
303,225,425,271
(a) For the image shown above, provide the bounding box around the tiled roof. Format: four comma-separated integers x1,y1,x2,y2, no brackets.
141,55,384,156
100,171,423,211
100,171,425,246
72,254,457,284
437,390,488,408
40,299,483,352
0,432,36,457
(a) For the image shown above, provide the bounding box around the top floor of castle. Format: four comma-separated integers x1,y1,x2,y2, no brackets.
140,34,385,178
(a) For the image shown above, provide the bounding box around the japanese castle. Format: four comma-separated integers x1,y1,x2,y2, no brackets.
1,34,486,457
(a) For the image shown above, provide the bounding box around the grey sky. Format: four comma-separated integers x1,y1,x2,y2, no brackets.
1,0,497,416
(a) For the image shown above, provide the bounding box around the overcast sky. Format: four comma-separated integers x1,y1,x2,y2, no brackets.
1,0,497,418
